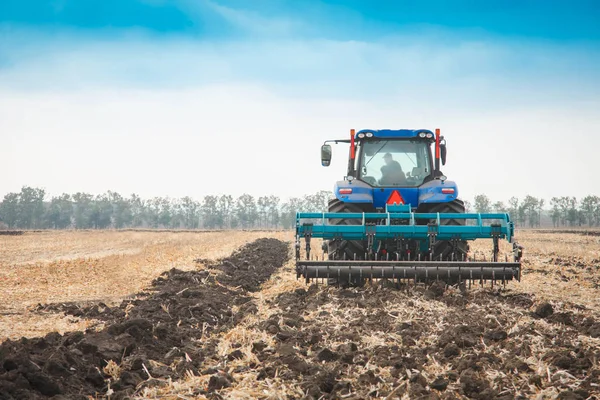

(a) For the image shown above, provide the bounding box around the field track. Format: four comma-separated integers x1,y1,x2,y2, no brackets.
0,230,599,399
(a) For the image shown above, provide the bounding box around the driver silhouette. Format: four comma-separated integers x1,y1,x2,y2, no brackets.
379,153,406,185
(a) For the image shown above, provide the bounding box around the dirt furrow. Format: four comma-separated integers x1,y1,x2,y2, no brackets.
0,238,290,399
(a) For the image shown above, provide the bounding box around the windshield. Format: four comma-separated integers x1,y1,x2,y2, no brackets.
358,139,431,187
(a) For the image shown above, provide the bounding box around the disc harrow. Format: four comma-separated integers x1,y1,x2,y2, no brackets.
295,204,523,287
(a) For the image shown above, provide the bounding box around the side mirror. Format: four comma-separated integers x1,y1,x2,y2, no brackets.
440,139,447,166
321,144,332,166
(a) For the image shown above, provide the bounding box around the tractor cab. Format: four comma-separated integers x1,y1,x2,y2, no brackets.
320,129,450,209
357,138,432,188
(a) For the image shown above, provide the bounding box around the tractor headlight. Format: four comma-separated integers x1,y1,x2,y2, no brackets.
419,132,426,138
426,133,433,138
357,133,365,139
365,132,373,138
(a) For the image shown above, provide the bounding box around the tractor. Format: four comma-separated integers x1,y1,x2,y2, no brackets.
295,128,523,287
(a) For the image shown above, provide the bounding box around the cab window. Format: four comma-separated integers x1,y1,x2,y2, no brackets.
359,140,431,187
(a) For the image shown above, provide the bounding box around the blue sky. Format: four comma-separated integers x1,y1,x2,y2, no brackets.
2,1,599,40
1,1,599,202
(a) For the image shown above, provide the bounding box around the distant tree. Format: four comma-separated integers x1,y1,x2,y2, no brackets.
129,194,146,227
217,195,233,229
72,192,94,229
267,195,280,228
566,197,578,226
555,196,572,226
280,197,303,229
201,195,219,228
19,186,46,229
550,197,561,227
89,194,113,229
158,198,173,228
169,200,184,229
108,191,133,229
473,194,491,213
308,190,332,212
508,197,520,226
257,196,269,228
520,195,540,228
7,185,600,232
180,196,200,229
235,194,258,228
580,195,600,227
45,194,73,229
462,200,472,213
492,201,507,213
146,197,163,228
0,192,20,228
537,199,545,227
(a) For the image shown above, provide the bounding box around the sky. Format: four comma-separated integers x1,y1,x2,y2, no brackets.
1,0,599,203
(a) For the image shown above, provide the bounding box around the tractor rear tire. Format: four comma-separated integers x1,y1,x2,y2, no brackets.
326,199,368,287
421,199,470,261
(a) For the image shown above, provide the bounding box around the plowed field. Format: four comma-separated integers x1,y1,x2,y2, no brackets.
0,230,598,399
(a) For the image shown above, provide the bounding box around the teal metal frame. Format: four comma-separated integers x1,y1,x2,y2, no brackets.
294,205,523,284
295,208,515,243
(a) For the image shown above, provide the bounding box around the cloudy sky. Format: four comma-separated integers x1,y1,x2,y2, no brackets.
1,1,599,202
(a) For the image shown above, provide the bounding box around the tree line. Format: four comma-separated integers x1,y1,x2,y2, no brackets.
470,194,600,228
1,187,599,230
0,187,332,230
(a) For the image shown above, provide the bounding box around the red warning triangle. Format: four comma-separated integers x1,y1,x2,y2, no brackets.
386,190,405,205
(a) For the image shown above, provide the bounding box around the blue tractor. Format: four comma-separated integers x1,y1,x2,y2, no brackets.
295,128,523,286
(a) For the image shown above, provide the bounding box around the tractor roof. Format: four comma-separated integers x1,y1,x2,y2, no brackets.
356,129,434,138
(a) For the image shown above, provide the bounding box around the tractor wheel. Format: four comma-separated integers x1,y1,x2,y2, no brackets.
420,199,470,261
326,199,368,286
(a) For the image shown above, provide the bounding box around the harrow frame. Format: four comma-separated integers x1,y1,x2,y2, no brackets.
294,204,523,286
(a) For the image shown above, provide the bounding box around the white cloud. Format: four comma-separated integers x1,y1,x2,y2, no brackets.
1,29,599,203
1,84,598,203
199,0,303,37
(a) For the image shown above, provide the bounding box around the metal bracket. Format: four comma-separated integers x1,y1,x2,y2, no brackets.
303,223,313,260
513,241,523,263
491,223,501,262
365,222,376,257
295,236,301,260
450,236,461,261
394,235,406,260
427,222,438,260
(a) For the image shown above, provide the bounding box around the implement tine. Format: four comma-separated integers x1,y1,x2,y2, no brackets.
469,270,472,289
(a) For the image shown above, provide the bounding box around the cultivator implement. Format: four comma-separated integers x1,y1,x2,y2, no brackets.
295,204,523,287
